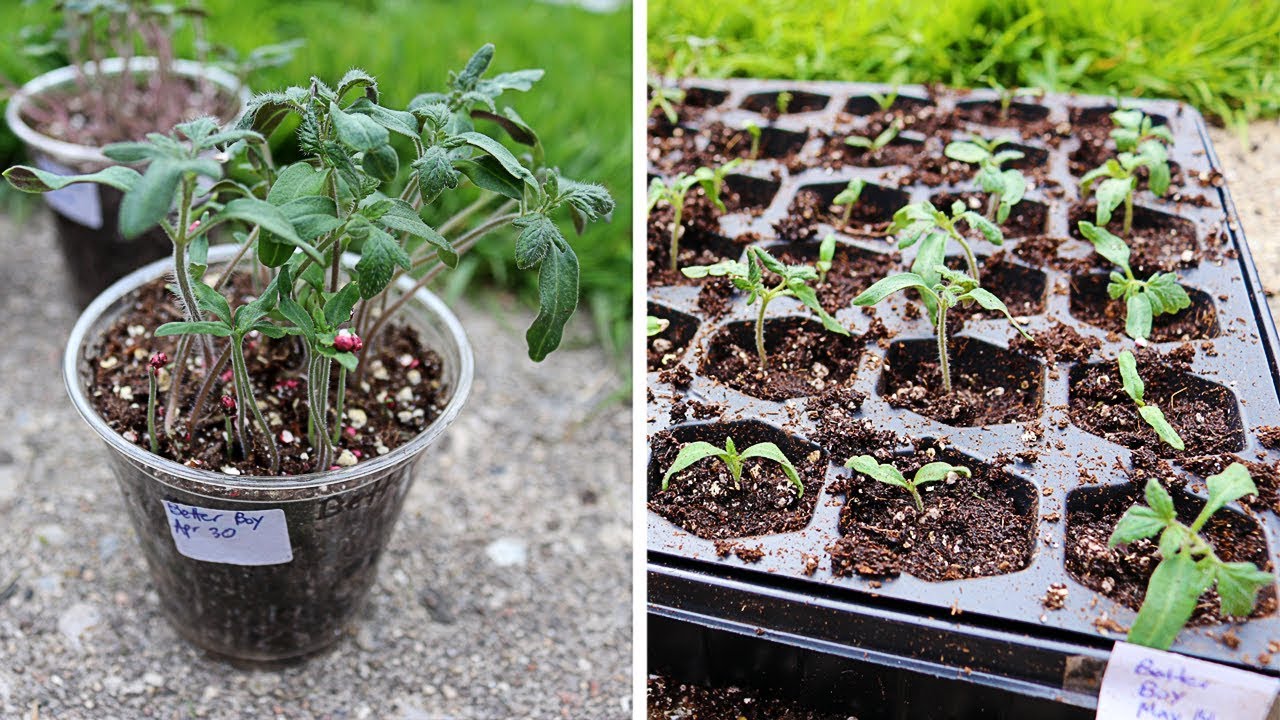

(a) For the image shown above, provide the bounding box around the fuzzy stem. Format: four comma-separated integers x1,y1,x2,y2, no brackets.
985,192,999,222
1123,192,1134,235
223,416,234,461
755,296,770,370
147,372,159,454
185,343,232,438
162,335,191,435
669,198,684,273
937,300,952,394
231,337,279,474
909,484,924,512
331,365,347,445
951,226,981,284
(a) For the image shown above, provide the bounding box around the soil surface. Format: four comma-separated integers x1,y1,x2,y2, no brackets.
1067,346,1244,458
88,276,444,477
647,423,826,539
648,674,852,720
1065,483,1276,623
880,337,1043,426
828,442,1038,580
700,317,862,401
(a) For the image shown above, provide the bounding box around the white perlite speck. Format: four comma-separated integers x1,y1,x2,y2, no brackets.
485,537,528,567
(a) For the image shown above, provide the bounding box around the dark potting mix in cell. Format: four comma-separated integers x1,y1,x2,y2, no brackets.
88,275,447,476
647,79,1280,673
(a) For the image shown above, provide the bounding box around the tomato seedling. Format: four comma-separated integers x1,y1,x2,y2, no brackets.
1116,350,1185,451
1078,221,1190,340
662,436,804,497
890,200,1003,286
943,136,1027,223
844,455,971,511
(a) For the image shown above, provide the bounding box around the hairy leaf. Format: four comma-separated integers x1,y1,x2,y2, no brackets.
525,244,579,362
1198,463,1259,527
362,144,399,182
1215,561,1273,618
119,159,184,238
1110,505,1172,547
412,145,461,204
514,213,562,270
453,132,536,188
268,162,330,204
378,199,457,267
354,227,411,299
1127,552,1213,650
154,321,232,337
3,164,140,194
330,101,389,151
1078,221,1132,274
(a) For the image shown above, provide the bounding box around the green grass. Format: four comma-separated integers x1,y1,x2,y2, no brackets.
650,0,1280,131
0,0,632,356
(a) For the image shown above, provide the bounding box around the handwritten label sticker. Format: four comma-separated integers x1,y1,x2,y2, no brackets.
1097,641,1279,720
34,156,103,229
162,500,292,566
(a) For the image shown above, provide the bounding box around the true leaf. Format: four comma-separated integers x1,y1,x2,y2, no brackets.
1127,552,1213,650
3,165,140,194
330,101,389,151
853,272,929,306
1078,221,1132,274
154,321,232,337
1109,505,1171,546
1139,405,1186,451
452,132,536,188
377,199,457,267
455,156,523,201
119,159,184,238
354,227,411,299
413,145,461,203
362,144,400,182
323,282,362,327
525,244,579,362
513,213,561,270
1215,561,1273,617
1198,463,1259,526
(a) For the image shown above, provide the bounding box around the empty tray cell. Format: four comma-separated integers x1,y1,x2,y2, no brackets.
647,419,827,539
821,131,925,169
707,123,809,161
955,99,1051,125
879,337,1045,426
1067,352,1245,457
700,316,863,402
1068,273,1219,342
682,86,729,108
1067,203,1199,275
843,94,934,117
786,181,908,238
722,173,781,213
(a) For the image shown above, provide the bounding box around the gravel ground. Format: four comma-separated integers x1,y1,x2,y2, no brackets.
1209,122,1280,316
0,211,631,719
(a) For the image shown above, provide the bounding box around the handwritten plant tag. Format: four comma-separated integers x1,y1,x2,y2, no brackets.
1097,641,1279,719
162,500,293,566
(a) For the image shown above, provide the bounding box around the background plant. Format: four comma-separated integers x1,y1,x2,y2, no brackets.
682,245,848,369
648,0,1280,134
648,81,686,124
844,121,900,155
646,315,669,337
648,162,737,272
1078,221,1189,340
1109,465,1272,650
662,436,804,497
943,136,1026,223
1116,350,1185,451
831,178,865,229
853,265,1031,392
0,0,632,358
844,455,970,511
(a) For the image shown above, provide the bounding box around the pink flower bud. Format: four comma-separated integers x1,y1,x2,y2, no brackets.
220,395,236,412
149,352,168,371
333,330,363,352
188,220,201,234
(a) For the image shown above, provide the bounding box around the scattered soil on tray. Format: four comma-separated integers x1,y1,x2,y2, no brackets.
1068,274,1219,342
1065,483,1276,623
828,441,1037,580
648,675,850,720
647,423,826,539
1011,320,1101,365
1010,235,1099,275
88,275,446,476
1067,346,1244,457
880,337,1043,426
1067,202,1199,275
808,387,899,464
767,240,901,314
700,317,862,401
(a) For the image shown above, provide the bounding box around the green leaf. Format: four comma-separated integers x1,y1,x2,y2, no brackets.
323,282,362,327
217,198,323,263
1145,274,1191,317
790,282,848,336
963,211,1003,246
346,97,420,140
154,321,231,337
1095,177,1133,227
681,259,747,280
944,141,988,164
455,44,495,90
413,145,462,204
963,287,1030,338
844,135,873,149
192,281,232,325
329,101,389,152
558,179,615,221
661,441,727,489
1117,350,1145,404
525,244,579,362
1001,169,1026,207
268,163,331,204
1148,159,1171,197
362,144,400,182
853,272,929,306
1110,505,1172,546
1127,552,1214,650
479,68,545,95
910,232,947,295
914,462,971,486
1126,293,1154,340
738,442,805,497
452,132,537,188
119,159,183,238
3,164,141,194
1215,561,1273,617
1139,405,1186,451
256,236,294,267
336,68,378,103
278,295,315,339
455,156,524,201
1145,478,1177,523
514,213,561,270
844,455,909,489
355,227,412,299
1199,463,1258,526
278,195,342,241
470,107,540,147
378,199,458,268
1078,221,1132,274
101,142,160,163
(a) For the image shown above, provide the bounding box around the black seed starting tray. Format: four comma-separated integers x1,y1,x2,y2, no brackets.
646,79,1280,708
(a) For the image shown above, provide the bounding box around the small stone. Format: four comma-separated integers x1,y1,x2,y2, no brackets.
347,408,368,429
142,672,164,688
371,361,390,381
221,465,241,476
280,430,295,444
1181,249,1194,263
58,602,101,649
396,386,415,402
335,449,358,467
376,443,390,456
397,410,414,424
99,356,119,369
486,537,528,567
117,386,134,401
247,674,278,696
121,430,138,443
406,369,422,385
